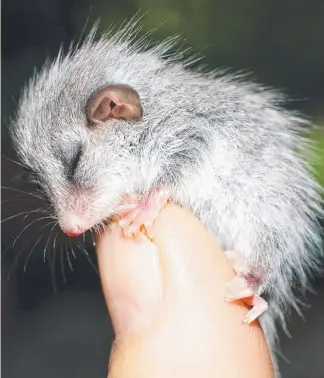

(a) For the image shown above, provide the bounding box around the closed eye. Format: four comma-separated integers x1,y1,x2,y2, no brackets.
71,147,82,177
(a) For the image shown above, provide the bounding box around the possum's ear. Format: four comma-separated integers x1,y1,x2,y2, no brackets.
86,84,143,124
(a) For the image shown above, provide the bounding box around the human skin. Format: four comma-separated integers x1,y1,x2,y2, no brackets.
95,204,274,378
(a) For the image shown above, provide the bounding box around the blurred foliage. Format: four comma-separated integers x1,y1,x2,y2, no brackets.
306,128,324,188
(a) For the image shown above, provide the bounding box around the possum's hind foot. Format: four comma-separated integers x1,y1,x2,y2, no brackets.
224,250,268,324
116,188,170,239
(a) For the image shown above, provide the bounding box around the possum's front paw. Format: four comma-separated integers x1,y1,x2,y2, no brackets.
224,250,268,324
116,188,171,239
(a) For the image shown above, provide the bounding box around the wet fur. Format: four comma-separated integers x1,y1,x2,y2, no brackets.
10,19,323,375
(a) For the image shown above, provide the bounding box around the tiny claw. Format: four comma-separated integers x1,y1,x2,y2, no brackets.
117,187,170,240
242,296,268,324
224,250,268,324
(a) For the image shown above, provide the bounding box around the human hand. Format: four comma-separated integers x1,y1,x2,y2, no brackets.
95,204,274,378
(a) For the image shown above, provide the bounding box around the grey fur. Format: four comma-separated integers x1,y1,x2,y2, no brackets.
10,20,323,375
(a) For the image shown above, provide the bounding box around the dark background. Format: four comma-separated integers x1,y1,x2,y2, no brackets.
2,1,324,377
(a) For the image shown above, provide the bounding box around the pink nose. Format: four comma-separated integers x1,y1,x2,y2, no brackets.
63,225,86,237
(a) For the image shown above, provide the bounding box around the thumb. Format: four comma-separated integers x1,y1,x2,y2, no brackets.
95,223,164,339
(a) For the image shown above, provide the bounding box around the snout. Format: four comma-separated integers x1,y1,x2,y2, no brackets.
63,225,87,237
60,213,90,237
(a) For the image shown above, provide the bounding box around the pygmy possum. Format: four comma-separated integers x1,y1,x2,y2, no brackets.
9,19,323,377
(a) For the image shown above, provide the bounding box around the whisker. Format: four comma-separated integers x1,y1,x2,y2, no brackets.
1,198,41,204
23,206,55,221
90,230,96,247
2,155,29,170
22,219,57,272
1,208,48,223
66,239,74,272
43,223,59,262
1,186,45,200
71,245,77,260
36,188,48,199
60,239,67,283
96,219,109,237
52,230,60,258
76,244,98,274
1,243,14,259
93,223,101,236
6,237,35,280
12,216,56,249
39,220,57,232
94,220,105,236
22,205,53,221
49,231,60,293
23,234,45,272
2,219,55,260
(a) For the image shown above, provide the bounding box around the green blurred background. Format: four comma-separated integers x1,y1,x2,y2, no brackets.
2,1,324,378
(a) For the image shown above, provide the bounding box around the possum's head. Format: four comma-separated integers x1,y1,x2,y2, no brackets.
10,33,158,236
